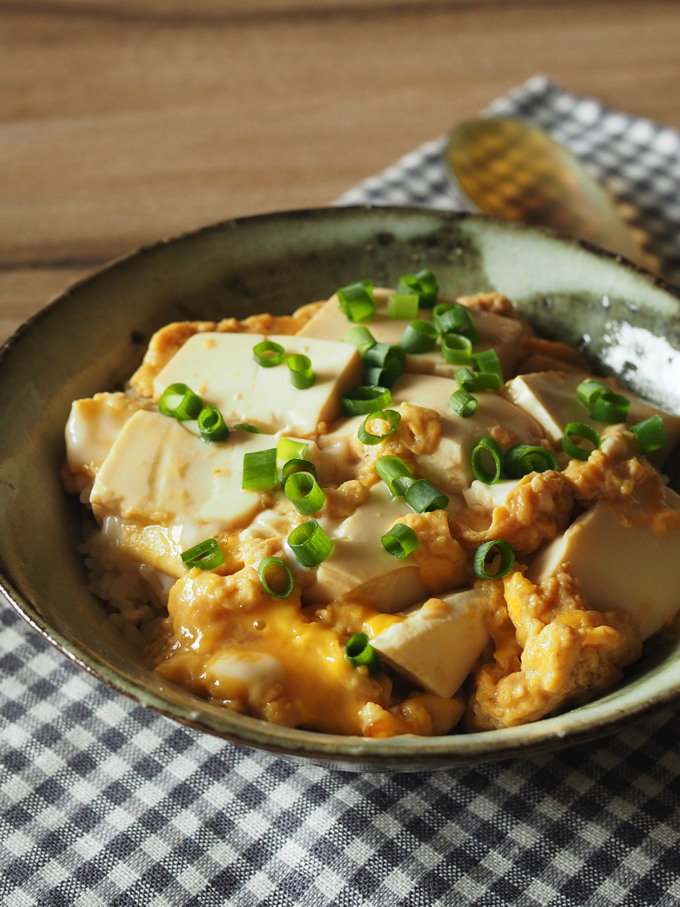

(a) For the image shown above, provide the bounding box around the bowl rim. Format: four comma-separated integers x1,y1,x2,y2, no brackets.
2,204,680,769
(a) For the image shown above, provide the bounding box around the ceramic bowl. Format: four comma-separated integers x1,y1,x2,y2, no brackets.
1,207,679,772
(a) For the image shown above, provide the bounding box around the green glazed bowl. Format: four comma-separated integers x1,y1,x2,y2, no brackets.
1,207,679,772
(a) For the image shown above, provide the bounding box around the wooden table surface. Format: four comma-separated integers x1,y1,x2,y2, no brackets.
3,0,680,343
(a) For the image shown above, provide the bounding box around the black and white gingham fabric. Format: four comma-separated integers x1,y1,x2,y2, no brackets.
3,76,680,906
338,74,680,285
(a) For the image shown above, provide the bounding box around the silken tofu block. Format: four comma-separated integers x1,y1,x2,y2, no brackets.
527,495,680,640
297,288,523,379
153,332,362,436
503,371,680,462
307,482,429,612
91,410,277,534
464,478,522,511
371,588,490,698
392,373,547,493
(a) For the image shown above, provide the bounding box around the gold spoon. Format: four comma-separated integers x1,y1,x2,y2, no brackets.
446,117,650,268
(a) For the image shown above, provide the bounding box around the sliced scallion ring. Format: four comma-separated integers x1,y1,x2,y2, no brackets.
345,632,381,676
441,332,473,365
577,378,608,409
375,455,413,496
242,448,278,490
284,471,326,515
253,340,285,368
358,409,401,445
471,436,504,484
631,414,667,454
398,319,439,354
258,556,294,599
277,437,309,462
197,405,229,442
343,325,377,356
562,422,601,461
397,269,439,308
287,354,315,389
337,280,376,323
456,367,478,393
449,389,479,418
281,458,317,482
589,388,630,424
288,520,333,567
472,349,503,388
362,366,395,388
387,293,419,320
504,444,560,478
233,423,263,433
362,342,406,381
381,522,420,559
341,385,392,416
181,538,224,570
404,479,449,513
433,302,479,344
159,383,204,421
472,540,515,580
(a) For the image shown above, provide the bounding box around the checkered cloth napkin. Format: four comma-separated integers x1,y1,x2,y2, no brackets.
3,76,680,907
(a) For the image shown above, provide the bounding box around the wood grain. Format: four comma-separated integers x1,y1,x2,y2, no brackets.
1,0,680,332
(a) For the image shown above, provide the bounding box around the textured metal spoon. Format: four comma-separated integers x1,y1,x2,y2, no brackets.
446,117,647,267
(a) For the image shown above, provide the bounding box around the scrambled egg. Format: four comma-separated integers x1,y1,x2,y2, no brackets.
62,284,680,737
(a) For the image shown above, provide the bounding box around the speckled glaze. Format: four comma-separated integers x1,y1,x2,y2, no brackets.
1,207,679,772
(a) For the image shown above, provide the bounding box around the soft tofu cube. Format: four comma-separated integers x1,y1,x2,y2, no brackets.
308,483,429,612
298,288,523,379
503,371,680,462
392,373,547,493
527,495,680,640
464,478,522,511
371,588,490,698
153,332,362,436
91,410,277,533
65,392,151,488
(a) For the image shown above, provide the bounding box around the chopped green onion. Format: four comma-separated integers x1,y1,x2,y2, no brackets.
577,378,608,409
381,522,420,559
474,372,503,391
197,405,229,442
253,340,285,368
288,520,333,567
341,385,392,416
456,367,479,393
181,538,224,570
387,293,419,320
284,471,326,515
358,409,401,445
449,389,479,418
631,414,667,454
281,458,317,481
337,280,376,323
433,302,479,344
404,479,449,513
589,389,630,424
242,448,278,490
343,325,377,356
471,436,504,484
287,354,314,389
375,455,413,496
472,540,515,580
362,342,406,382
345,632,381,675
277,437,309,462
472,349,504,388
398,319,439,354
441,332,473,365
233,423,263,433
362,366,395,388
159,383,203,421
504,444,560,478
258,556,294,599
562,422,601,461
397,269,439,308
